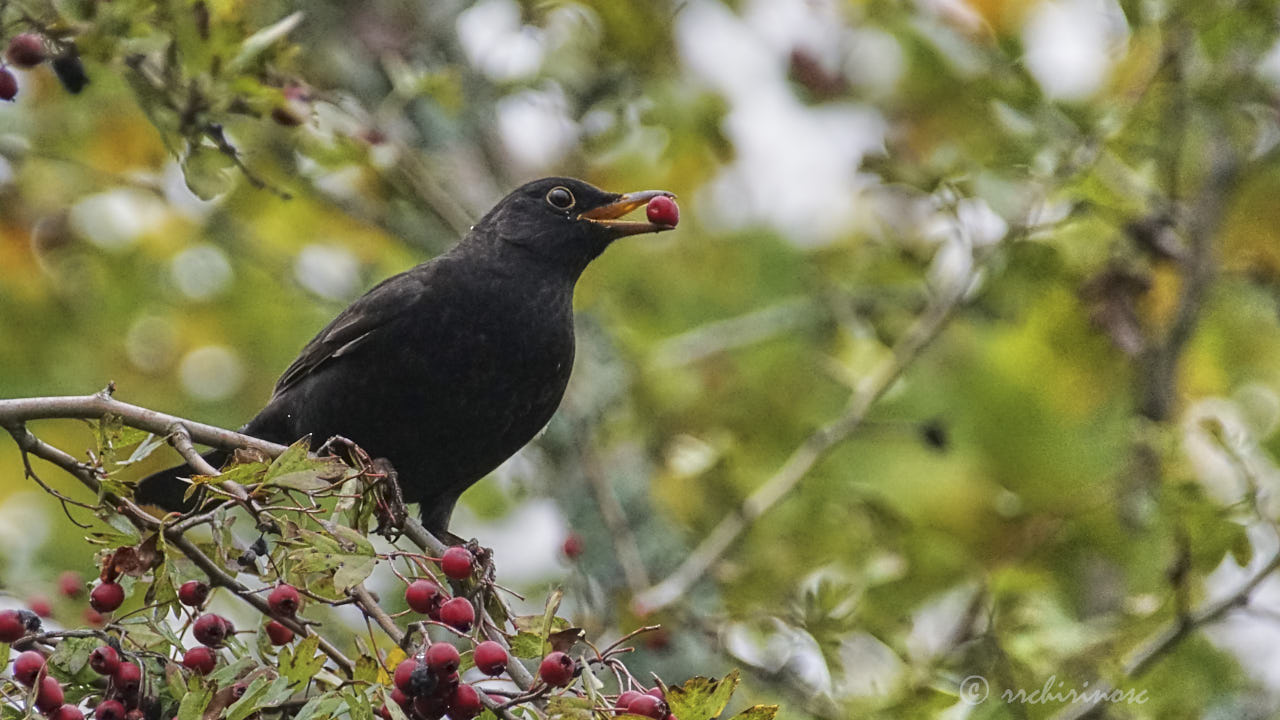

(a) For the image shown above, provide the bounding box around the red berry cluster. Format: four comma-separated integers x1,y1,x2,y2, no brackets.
615,687,672,719
387,642,486,720
402,546,483,632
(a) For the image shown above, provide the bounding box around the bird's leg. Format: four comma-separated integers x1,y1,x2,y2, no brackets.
369,457,408,534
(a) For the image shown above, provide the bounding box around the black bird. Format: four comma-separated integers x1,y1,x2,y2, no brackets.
137,177,677,532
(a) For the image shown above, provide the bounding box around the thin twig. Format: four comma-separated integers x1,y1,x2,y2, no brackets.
579,446,650,592
631,277,973,614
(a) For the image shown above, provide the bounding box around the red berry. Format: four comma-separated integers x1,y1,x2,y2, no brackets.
440,547,474,580
561,532,583,560
446,683,483,719
405,579,441,614
12,650,45,686
390,687,409,708
178,581,209,607
27,595,52,618
646,687,664,699
89,645,121,675
646,195,679,227
424,642,460,675
90,582,125,613
83,607,106,627
113,661,142,694
473,640,507,676
35,675,64,713
0,68,16,102
437,597,474,632
265,620,294,645
182,646,216,675
0,609,24,641
538,651,574,687
95,699,127,720
5,34,45,68
627,694,667,719
267,584,300,616
50,705,84,720
58,571,84,598
393,659,419,694
617,690,645,710
192,613,228,647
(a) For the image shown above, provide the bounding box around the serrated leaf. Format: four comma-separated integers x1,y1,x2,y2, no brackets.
165,662,186,701
547,696,593,720
175,684,212,720
47,637,98,682
666,671,740,720
354,654,381,684
292,693,345,720
728,706,778,720
344,688,376,720
226,674,283,720
279,634,324,687
508,631,545,659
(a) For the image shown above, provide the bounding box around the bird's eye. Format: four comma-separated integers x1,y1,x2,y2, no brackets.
546,186,575,210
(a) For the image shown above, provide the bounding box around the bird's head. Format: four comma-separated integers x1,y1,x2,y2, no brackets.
472,177,677,275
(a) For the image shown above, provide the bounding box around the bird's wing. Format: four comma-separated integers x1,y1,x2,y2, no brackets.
271,265,433,398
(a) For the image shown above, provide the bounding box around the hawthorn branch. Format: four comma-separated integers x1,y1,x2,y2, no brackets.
1051,547,1280,720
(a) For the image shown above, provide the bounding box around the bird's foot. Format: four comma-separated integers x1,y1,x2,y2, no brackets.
369,457,408,535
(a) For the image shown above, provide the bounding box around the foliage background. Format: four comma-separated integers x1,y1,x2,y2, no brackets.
4,0,1280,717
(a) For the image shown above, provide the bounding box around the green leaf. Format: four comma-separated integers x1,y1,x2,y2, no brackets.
228,11,304,73
354,654,381,684
666,671,740,720
176,685,212,720
182,143,237,201
344,687,376,720
293,693,346,720
546,695,593,720
508,632,545,659
333,555,376,592
278,634,325,687
728,706,778,720
46,637,99,683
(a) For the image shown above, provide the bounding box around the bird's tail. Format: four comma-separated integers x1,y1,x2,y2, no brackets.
134,449,228,512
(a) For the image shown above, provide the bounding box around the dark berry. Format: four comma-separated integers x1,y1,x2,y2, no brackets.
424,642,460,675
35,675,64,713
90,582,125,613
267,584,300,616
5,34,46,68
646,195,679,227
538,651,574,687
265,620,294,645
473,640,507,676
50,50,88,94
182,646,216,675
192,613,228,647
412,694,446,720
50,705,84,720
0,608,36,641
0,68,16,102
12,650,45,686
390,687,409,708
437,597,474,632
113,661,141,694
178,581,209,607
446,683,483,719
561,532,583,560
89,645,121,675
404,579,441,614
125,711,145,720
440,547,473,580
58,571,84,597
393,659,419,694
627,694,667,719
95,699,127,720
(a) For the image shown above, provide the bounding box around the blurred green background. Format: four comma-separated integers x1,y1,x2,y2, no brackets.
5,0,1280,717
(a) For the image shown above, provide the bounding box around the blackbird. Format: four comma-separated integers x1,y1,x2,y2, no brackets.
136,177,677,532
